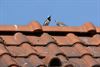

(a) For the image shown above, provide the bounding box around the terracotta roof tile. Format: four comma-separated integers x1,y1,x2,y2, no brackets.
87,47,100,57
0,55,19,67
1,36,17,45
88,34,100,46
60,47,81,57
26,55,45,67
28,21,42,31
42,22,97,33
69,58,87,67
0,21,42,32
66,33,81,45
74,43,91,57
13,58,33,67
14,33,29,44
32,33,56,46
0,43,9,56
6,43,38,57
0,21,100,67
82,22,96,32
0,26,16,31
96,27,100,33
0,37,4,43
33,47,48,56
82,55,99,67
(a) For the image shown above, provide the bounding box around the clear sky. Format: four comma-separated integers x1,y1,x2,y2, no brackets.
0,0,100,26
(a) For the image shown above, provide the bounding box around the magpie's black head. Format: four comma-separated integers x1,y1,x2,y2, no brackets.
47,16,51,21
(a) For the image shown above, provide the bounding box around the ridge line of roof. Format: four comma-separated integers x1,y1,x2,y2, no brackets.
0,21,100,33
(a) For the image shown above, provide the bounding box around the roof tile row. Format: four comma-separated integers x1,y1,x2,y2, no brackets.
0,21,100,33
1,33,100,46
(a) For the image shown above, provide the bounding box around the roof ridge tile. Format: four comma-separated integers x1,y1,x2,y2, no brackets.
0,22,100,33
28,21,42,31
82,22,96,32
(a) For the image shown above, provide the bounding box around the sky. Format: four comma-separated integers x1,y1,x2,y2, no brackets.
0,0,100,26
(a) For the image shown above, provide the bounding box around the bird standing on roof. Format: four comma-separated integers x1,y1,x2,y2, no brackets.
43,16,51,26
56,22,66,26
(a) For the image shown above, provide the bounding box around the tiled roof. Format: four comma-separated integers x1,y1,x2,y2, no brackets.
0,21,100,67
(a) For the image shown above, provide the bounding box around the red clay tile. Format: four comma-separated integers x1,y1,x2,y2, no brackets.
53,33,82,46
57,55,77,67
79,36,100,46
29,33,56,46
42,26,83,32
13,58,33,67
1,36,17,45
74,43,91,56
82,22,96,32
87,47,100,57
0,55,19,67
57,54,68,63
0,26,16,31
33,46,48,56
96,27,100,33
16,26,31,32
60,47,81,57
0,43,9,56
82,55,99,67
26,55,45,67
66,33,82,45
62,62,75,67
43,44,63,65
69,58,88,67
27,36,40,45
47,43,62,56
96,59,100,64
88,34,100,46
0,21,42,32
6,43,38,57
14,32,29,44
53,36,70,46
28,21,42,31
17,23,41,32
79,37,90,46
0,37,4,43
41,33,56,44
37,33,56,45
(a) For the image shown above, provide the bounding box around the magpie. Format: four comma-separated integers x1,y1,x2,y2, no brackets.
43,16,51,26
